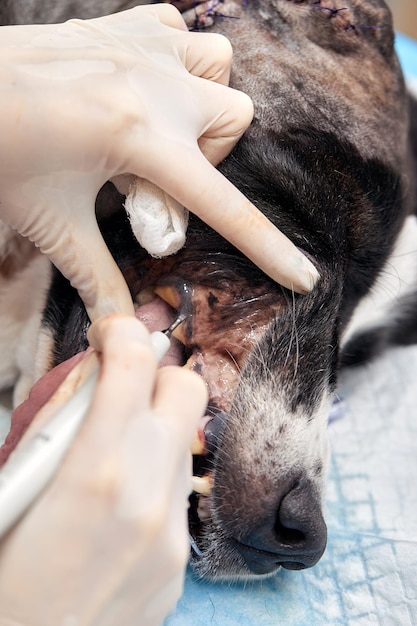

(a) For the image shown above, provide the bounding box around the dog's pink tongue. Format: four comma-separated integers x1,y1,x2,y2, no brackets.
134,295,184,367
0,352,87,468
0,296,183,468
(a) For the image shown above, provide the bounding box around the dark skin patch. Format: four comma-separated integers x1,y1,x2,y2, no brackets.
0,235,38,281
314,462,323,476
208,292,219,309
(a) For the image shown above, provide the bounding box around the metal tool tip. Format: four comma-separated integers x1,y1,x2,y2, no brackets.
163,313,187,338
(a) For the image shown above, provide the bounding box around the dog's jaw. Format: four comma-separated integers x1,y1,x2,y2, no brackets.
190,369,332,580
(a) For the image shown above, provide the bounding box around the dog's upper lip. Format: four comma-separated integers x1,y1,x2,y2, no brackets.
230,537,317,574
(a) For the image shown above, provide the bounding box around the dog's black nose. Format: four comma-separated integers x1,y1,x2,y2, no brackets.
232,477,327,575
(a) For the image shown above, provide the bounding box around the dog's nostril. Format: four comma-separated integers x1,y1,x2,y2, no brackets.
274,523,305,547
275,478,327,569
232,477,327,575
275,478,327,563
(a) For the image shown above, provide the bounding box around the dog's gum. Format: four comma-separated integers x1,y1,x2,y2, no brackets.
191,415,212,456
190,429,205,456
197,494,212,522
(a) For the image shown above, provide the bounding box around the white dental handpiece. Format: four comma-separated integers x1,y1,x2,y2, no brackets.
0,317,184,539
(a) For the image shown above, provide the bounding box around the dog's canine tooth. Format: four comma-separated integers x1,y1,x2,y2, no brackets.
192,474,213,496
154,285,181,309
171,320,187,344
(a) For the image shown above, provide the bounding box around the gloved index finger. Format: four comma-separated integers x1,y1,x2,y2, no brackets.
88,3,189,33
144,150,320,295
182,31,234,86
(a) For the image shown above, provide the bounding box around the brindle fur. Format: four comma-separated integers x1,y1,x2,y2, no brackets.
1,0,416,580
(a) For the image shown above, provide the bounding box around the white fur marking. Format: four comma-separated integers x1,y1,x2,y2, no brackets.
342,215,417,346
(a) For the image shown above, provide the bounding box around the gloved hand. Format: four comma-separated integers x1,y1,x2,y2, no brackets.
0,4,319,322
0,314,208,626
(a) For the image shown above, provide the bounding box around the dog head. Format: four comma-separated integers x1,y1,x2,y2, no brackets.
183,1,408,577
5,0,411,580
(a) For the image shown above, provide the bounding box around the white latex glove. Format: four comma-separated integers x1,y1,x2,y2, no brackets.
0,314,208,626
0,4,319,321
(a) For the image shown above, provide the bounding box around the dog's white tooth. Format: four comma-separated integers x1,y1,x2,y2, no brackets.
135,287,156,306
154,285,181,308
197,495,212,522
192,475,213,496
171,321,187,344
